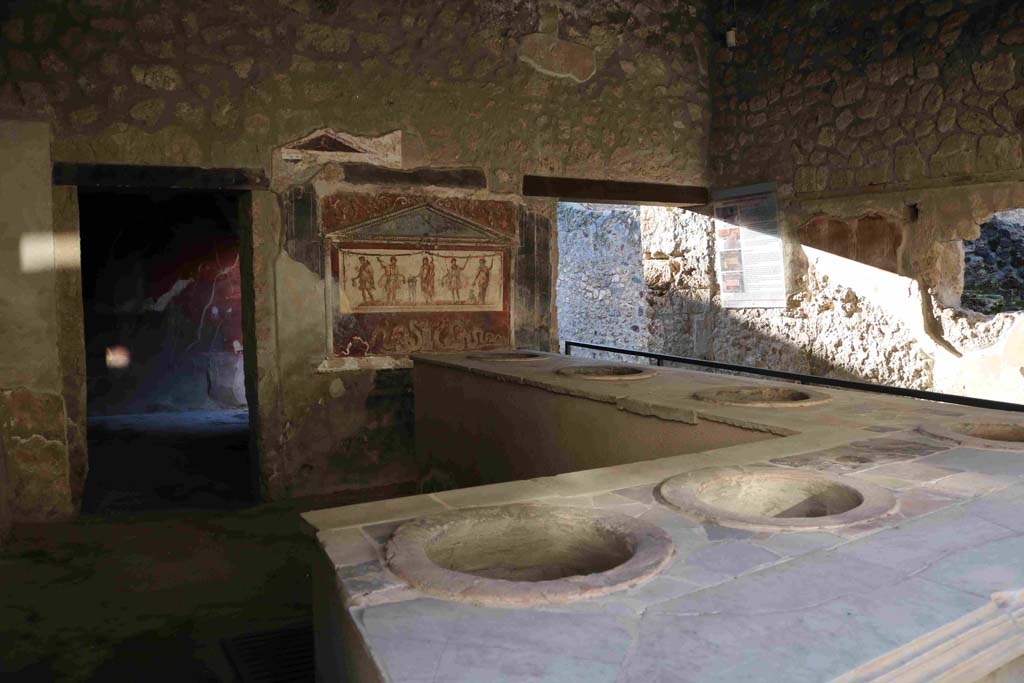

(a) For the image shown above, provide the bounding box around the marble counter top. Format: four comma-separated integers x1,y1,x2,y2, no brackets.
302,352,1024,682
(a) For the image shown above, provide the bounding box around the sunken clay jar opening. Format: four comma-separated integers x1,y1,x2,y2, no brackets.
948,422,1024,443
385,505,675,606
465,351,544,362
694,472,863,519
691,385,831,407
555,364,656,381
657,466,896,532
424,514,632,581
919,420,1024,451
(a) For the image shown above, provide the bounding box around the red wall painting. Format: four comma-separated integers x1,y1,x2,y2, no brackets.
321,193,517,357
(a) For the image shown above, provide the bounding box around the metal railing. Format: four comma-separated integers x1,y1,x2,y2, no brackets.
563,340,1024,413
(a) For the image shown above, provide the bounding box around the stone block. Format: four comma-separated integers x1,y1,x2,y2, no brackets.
976,134,1022,172
129,64,182,91
518,33,596,83
972,53,1016,92
296,24,351,54
923,447,1024,478
642,259,673,291
894,144,926,181
7,434,73,521
930,134,976,176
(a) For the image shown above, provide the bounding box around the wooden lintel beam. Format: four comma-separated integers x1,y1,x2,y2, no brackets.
52,162,269,190
522,174,709,206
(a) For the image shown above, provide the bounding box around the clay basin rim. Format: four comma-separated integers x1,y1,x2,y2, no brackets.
555,364,657,381
657,465,897,531
385,504,675,606
691,385,832,407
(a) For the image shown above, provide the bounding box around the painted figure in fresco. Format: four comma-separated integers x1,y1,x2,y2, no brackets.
442,256,467,303
377,255,402,305
352,256,376,304
419,256,436,304
472,257,494,304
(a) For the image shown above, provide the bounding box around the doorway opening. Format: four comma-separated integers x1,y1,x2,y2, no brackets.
78,189,254,513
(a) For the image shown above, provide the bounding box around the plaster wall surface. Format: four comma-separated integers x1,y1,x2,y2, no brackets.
1,0,713,507
0,121,77,528
414,358,775,490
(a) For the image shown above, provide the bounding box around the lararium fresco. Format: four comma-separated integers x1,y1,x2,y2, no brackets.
322,194,516,357
338,248,504,313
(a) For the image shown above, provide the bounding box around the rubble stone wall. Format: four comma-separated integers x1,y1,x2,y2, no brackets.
710,0,1024,196
556,204,647,359
1,0,710,187
704,0,1024,402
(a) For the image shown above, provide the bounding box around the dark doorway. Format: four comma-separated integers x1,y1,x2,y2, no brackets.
78,189,254,513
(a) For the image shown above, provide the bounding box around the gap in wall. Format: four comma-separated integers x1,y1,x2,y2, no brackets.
78,189,254,513
962,209,1024,315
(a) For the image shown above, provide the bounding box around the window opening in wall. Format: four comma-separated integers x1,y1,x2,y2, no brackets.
557,201,1024,404
556,203,645,362
555,202,712,364
78,189,254,513
962,209,1024,315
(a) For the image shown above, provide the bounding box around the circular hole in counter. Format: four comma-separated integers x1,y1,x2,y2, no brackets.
691,385,831,407
919,420,1024,451
386,505,674,606
656,466,896,531
555,364,656,381
948,422,1024,443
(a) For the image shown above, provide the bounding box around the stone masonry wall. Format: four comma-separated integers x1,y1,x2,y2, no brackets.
710,0,1024,196
0,0,713,507
556,204,647,357
704,0,1024,402
557,203,717,362
1,0,710,186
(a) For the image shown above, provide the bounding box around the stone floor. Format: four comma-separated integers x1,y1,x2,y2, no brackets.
82,409,254,514
0,482,417,682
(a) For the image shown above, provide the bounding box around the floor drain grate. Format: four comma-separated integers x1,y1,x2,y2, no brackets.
221,622,314,683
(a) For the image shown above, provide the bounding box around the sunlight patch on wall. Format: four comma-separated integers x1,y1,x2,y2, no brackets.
19,232,80,273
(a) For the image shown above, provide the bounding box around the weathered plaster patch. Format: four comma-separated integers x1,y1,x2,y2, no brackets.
518,33,597,83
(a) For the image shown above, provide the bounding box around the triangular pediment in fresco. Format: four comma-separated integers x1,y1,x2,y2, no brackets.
330,204,514,244
292,133,362,153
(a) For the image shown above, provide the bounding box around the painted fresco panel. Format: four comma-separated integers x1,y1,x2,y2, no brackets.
338,247,503,313
322,192,516,358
